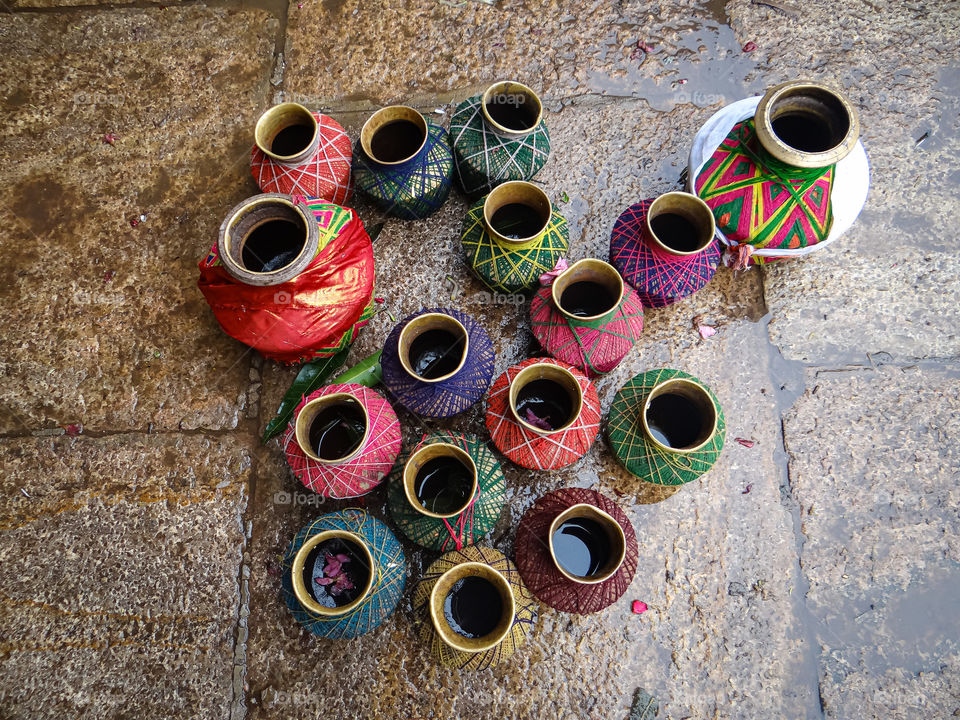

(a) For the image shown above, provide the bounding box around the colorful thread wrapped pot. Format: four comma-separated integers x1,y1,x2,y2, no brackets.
381,308,495,418
250,102,353,204
609,193,722,308
530,258,644,376
450,80,551,196
485,357,600,470
413,545,536,670
461,181,569,294
352,105,454,220
608,368,726,486
198,193,374,363
282,383,401,498
281,510,405,639
690,81,868,266
515,488,639,615
387,431,506,552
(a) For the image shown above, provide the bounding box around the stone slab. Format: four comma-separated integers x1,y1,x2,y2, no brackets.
784,364,960,719
0,8,277,433
0,431,254,718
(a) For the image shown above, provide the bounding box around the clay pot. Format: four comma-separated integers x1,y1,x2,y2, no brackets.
547,503,627,585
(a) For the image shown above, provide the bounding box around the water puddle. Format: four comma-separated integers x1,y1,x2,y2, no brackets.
584,2,763,111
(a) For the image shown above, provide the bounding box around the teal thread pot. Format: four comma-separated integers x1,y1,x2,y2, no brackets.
460,181,569,294
450,80,551,196
387,431,506,551
281,510,405,638
352,105,454,220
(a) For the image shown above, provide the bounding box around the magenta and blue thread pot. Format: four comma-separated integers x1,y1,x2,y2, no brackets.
281,510,405,639
609,193,722,308
381,308,495,418
352,105,454,220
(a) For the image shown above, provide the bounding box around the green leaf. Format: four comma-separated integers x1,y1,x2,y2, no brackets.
559,191,570,203
330,350,382,387
628,688,659,720
261,348,350,443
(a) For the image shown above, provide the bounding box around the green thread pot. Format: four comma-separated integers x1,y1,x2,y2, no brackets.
450,81,551,196
607,368,726,485
387,431,506,551
352,105,454,220
460,181,569,294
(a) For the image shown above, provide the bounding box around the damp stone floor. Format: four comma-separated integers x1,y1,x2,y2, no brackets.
1,0,959,718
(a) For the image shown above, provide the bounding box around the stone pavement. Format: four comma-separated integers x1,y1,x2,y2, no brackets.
1,0,958,718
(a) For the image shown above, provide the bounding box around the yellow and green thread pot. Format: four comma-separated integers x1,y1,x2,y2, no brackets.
460,181,569,294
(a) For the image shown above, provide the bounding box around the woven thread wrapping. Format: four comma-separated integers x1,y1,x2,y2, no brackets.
607,368,726,486
449,94,551,196
460,197,569,294
352,122,454,220
387,431,506,551
413,545,537,670
514,488,638,614
281,510,405,639
198,199,374,364
694,119,835,265
529,284,644,377
282,383,402,498
250,113,353,204
485,357,601,470
381,308,495,418
609,199,722,308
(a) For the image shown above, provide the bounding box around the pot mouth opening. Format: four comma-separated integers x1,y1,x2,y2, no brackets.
360,105,428,165
641,378,718,453
292,530,375,617
397,312,470,383
402,442,479,519
481,80,543,135
254,102,319,162
483,181,552,246
645,192,716,257
429,562,516,653
767,87,851,154
508,362,583,435
548,503,627,584
551,259,624,321
224,197,312,276
294,392,370,464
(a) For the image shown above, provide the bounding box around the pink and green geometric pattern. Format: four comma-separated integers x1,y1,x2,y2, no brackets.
695,119,835,261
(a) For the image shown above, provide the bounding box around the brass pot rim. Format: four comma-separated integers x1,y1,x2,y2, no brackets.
294,391,370,464
397,312,470,384
645,191,716,257
482,180,552,247
550,258,624,322
641,377,718,454
402,441,479,519
360,105,429,166
480,80,544,137
291,529,375,617
547,503,627,585
508,361,584,435
754,80,860,169
254,101,320,164
217,193,319,287
428,561,516,654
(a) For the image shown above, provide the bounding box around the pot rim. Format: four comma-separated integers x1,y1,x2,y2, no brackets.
254,101,320,164
294,391,371,464
482,180,552,247
402,441,479,519
508,361,584,435
397,312,470,384
480,80,544,137
291,529,375,617
547,502,627,585
644,191,716,257
550,258,624,322
428,560,516,654
640,377,718,454
360,105,429,166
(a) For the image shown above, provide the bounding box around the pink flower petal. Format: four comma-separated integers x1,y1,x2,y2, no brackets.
524,408,552,431
335,553,351,563
742,484,753,494
735,437,756,448
742,41,757,52
62,424,82,437
538,257,568,286
698,324,717,339
632,600,648,614
315,577,334,586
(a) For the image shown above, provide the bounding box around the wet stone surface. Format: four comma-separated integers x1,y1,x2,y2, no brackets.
2,0,960,717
